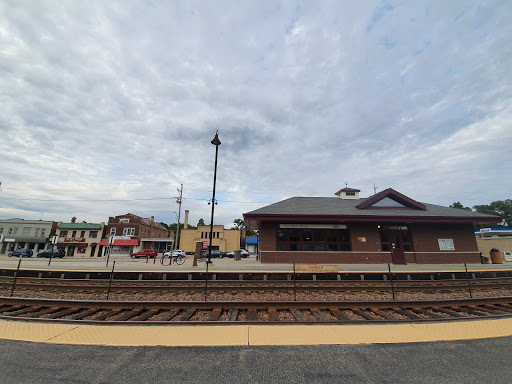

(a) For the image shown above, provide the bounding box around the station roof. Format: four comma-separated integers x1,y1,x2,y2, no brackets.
244,188,500,229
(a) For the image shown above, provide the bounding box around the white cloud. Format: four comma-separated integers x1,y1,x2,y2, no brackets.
0,0,511,227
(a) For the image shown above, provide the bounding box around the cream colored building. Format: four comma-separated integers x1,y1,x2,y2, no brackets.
475,228,512,263
178,210,240,253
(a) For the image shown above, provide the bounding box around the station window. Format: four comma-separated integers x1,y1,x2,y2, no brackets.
276,228,351,251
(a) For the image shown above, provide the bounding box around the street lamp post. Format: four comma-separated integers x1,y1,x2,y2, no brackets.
207,131,221,264
205,131,221,301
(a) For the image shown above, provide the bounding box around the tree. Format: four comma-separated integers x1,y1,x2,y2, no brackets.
233,218,256,236
474,199,512,227
233,218,245,231
198,218,205,226
449,202,472,211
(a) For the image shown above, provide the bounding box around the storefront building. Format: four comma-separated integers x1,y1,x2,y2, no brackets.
100,213,170,256
244,188,500,264
177,210,240,254
56,219,106,257
0,219,58,254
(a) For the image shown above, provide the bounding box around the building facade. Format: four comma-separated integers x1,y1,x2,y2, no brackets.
244,188,499,264
475,228,512,263
177,210,241,254
56,218,106,257
99,213,170,255
0,219,58,254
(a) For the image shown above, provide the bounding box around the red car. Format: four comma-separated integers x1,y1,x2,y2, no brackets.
130,249,158,259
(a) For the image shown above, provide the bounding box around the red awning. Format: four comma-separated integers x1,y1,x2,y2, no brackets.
98,239,139,246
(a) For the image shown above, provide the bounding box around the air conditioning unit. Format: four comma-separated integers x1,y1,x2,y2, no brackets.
504,251,512,262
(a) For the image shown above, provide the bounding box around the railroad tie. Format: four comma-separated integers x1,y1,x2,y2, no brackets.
247,308,258,321
329,309,351,320
179,309,196,321
496,303,512,311
68,308,101,320
310,308,330,321
465,305,491,316
46,307,83,319
369,308,395,320
158,310,179,321
207,308,222,321
431,307,466,317
410,307,443,319
129,309,161,321
351,308,376,320
91,309,123,321
4,306,44,317
481,304,508,315
226,309,238,321
290,309,307,321
268,308,280,321
393,307,423,320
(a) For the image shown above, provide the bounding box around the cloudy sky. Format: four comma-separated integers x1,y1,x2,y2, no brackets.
1,0,511,228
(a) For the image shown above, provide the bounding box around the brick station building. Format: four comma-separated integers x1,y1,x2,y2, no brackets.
243,187,500,264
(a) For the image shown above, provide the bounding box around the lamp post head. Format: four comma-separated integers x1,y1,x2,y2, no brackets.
211,130,221,146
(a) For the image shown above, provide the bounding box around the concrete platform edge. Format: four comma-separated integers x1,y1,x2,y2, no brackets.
1,318,512,347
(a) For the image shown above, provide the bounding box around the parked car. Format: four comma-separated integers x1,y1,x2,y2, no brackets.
202,249,228,258
131,249,158,259
163,250,186,258
227,249,250,258
37,249,65,258
8,249,33,257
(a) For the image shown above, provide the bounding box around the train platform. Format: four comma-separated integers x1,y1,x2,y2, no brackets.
1,255,511,348
1,317,512,347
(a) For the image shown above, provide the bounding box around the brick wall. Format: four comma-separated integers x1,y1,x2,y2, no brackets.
258,221,481,264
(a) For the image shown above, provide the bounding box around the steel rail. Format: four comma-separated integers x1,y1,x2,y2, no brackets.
2,276,512,293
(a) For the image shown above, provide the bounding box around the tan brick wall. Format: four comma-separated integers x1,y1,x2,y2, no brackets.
179,225,240,253
476,237,512,263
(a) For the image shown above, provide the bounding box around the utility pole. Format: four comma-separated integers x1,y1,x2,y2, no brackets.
175,183,183,251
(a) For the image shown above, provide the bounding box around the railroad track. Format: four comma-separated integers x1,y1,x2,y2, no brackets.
1,296,512,324
2,276,512,294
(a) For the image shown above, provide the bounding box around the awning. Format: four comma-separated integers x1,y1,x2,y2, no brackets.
98,239,139,246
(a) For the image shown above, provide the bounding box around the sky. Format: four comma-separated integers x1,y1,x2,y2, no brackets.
1,0,511,229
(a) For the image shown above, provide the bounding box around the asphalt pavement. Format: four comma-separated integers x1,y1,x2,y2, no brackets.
1,337,511,384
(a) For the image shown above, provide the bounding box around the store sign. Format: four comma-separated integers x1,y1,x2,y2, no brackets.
203,241,208,249
357,237,367,242
280,224,347,229
64,238,86,243
295,264,338,273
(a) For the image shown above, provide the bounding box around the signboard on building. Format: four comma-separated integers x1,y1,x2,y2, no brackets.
280,224,347,229
295,264,339,273
64,238,86,243
203,241,208,249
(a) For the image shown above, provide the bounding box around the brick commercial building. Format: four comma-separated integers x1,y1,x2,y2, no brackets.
99,213,170,256
244,187,500,264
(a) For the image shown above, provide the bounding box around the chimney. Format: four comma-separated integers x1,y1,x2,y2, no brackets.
71,217,76,223
184,210,189,228
150,216,154,225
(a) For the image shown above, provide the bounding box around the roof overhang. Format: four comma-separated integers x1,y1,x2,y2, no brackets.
244,213,498,231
